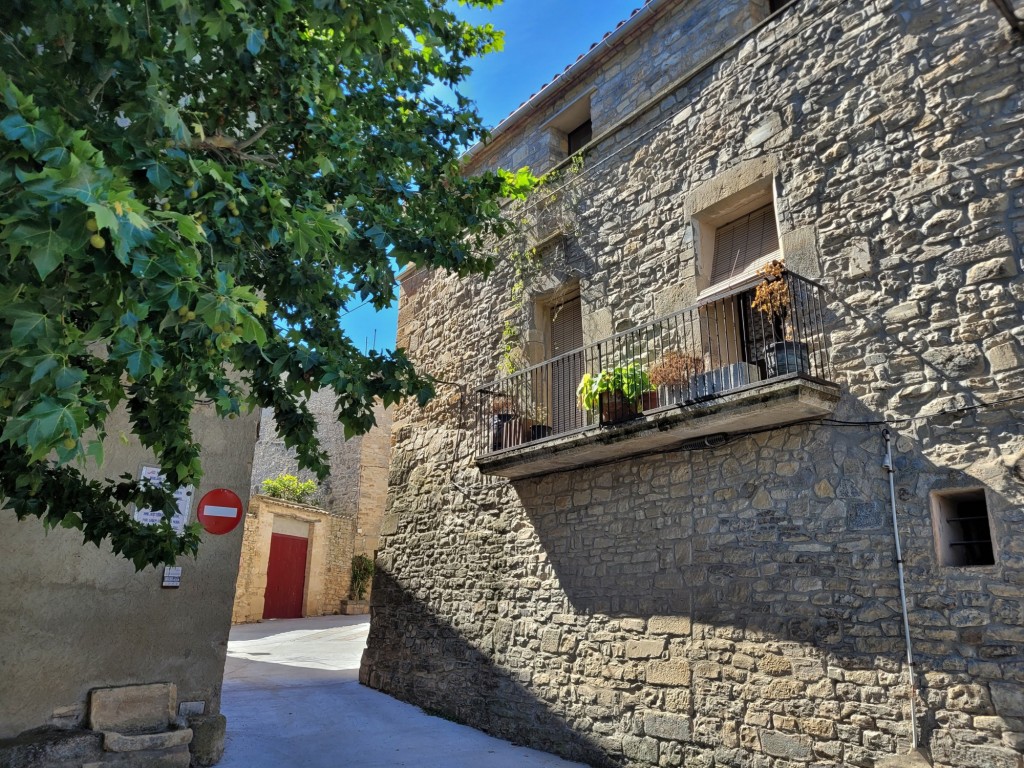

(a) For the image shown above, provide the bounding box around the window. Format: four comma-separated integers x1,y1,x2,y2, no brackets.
710,203,780,287
931,489,995,567
567,119,592,156
544,90,594,163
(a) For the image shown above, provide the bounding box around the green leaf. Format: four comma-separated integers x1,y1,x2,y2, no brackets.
7,307,54,347
24,226,70,279
246,28,266,56
146,162,175,191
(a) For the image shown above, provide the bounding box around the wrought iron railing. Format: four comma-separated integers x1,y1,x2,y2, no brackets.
476,272,834,456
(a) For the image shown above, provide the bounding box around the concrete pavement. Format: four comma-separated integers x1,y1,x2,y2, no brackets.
219,615,589,768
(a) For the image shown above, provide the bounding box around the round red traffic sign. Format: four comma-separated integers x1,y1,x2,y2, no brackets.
196,489,244,535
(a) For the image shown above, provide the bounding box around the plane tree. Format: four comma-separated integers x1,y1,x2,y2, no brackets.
0,0,531,567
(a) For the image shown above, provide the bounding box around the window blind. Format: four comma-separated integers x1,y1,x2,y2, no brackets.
550,297,584,433
711,203,780,286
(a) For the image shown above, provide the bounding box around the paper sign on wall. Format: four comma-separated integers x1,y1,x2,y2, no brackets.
133,464,194,536
162,566,182,588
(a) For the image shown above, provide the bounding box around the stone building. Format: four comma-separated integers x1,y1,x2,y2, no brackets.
233,394,392,622
361,1,1024,768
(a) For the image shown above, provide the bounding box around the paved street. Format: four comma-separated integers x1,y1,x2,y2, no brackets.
220,615,589,768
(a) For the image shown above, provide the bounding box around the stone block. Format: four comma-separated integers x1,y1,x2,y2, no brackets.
780,225,821,278
88,684,176,733
950,744,1023,768
643,712,692,741
339,600,370,615
621,735,659,763
922,344,984,378
647,616,691,636
540,629,562,654
102,729,192,752
874,748,933,768
625,639,666,659
0,728,103,768
991,682,1024,717
987,341,1024,373
759,730,813,761
800,717,834,738
759,654,792,676
187,714,227,767
646,660,691,686
966,255,1017,285
83,744,191,767
762,678,804,699
744,113,782,149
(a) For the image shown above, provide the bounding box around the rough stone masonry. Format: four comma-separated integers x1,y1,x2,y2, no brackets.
361,1,1024,767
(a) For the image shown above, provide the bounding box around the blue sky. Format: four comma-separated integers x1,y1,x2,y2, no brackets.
339,1,638,355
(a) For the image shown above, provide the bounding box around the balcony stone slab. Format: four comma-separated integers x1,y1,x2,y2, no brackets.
476,376,840,479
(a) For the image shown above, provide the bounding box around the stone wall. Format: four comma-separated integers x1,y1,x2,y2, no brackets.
242,396,392,619
363,1,1024,767
467,0,767,177
250,391,391,522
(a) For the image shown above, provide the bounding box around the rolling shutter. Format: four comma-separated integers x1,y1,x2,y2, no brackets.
550,297,584,434
711,203,780,286
551,297,583,356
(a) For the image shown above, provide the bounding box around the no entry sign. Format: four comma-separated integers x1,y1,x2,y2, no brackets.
196,489,244,535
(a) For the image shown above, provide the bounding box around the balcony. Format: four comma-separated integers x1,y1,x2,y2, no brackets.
474,272,841,479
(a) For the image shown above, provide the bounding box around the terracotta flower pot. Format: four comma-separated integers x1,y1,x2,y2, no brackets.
640,391,659,412
599,391,638,425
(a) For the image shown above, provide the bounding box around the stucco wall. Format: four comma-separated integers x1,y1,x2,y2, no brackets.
0,403,258,739
363,1,1024,767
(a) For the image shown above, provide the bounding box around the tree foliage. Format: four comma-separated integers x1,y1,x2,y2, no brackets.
0,0,533,568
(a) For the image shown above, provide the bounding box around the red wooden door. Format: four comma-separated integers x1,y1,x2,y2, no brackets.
262,533,309,619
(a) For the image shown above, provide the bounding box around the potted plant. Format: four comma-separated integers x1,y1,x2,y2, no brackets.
750,260,810,377
576,362,653,425
525,399,552,442
648,348,707,404
490,394,525,450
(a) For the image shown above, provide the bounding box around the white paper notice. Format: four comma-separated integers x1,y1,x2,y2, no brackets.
133,465,194,535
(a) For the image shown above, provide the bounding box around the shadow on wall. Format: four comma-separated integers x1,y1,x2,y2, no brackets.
361,569,617,768
364,402,1022,765
509,397,1024,746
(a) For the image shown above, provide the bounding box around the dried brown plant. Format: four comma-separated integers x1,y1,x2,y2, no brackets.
648,349,705,388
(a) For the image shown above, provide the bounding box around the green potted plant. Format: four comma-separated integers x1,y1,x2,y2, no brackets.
648,348,707,404
750,260,810,377
576,362,653,425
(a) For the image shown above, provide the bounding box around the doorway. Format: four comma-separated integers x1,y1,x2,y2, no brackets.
262,533,309,619
549,295,585,435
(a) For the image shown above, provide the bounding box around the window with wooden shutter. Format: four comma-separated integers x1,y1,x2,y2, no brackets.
710,203,780,286
550,296,585,434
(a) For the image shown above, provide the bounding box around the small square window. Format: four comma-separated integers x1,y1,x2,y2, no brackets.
931,488,995,567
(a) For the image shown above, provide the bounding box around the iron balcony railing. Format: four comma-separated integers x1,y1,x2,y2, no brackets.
476,271,834,456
